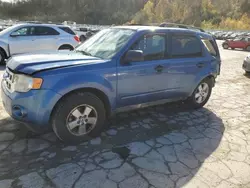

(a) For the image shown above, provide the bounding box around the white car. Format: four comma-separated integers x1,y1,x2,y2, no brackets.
0,23,80,64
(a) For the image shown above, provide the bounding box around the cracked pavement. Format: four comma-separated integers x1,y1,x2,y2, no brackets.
0,41,250,188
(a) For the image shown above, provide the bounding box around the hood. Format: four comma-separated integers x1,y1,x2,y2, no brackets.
6,51,104,74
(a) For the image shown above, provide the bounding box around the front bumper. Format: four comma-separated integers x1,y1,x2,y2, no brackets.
1,80,62,131
243,60,250,72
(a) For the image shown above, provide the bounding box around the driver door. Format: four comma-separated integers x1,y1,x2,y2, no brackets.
117,32,170,107
8,26,37,55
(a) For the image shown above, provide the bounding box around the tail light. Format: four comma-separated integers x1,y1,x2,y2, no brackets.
74,35,80,42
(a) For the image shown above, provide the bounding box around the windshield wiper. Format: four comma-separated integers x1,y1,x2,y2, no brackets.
75,50,92,57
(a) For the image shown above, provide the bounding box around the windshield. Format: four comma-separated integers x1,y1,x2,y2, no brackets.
0,24,18,35
75,28,136,59
233,38,243,41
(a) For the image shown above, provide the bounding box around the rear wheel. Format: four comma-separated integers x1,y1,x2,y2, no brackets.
52,92,106,144
0,49,6,65
231,48,235,50
189,78,213,109
223,43,229,49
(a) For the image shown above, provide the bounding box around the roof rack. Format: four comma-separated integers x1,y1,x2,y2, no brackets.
159,22,205,32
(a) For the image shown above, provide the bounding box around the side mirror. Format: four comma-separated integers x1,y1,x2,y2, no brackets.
10,32,19,37
123,50,144,64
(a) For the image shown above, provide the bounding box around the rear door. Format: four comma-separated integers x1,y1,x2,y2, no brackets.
8,26,37,55
32,26,60,51
166,32,209,98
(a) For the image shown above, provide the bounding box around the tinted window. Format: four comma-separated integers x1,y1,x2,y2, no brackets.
34,26,59,35
171,35,202,58
131,34,166,61
59,27,75,35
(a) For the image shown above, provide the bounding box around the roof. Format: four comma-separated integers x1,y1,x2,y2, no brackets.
113,25,212,38
12,23,68,27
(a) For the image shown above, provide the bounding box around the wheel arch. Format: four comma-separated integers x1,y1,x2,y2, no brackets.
189,74,215,97
0,46,7,58
58,44,74,50
50,87,112,124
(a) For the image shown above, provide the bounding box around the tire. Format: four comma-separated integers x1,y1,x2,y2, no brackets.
52,92,106,144
222,43,229,49
231,48,235,50
246,46,250,52
58,45,74,51
188,78,213,109
0,49,6,65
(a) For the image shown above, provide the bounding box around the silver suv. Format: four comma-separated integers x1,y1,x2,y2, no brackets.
0,23,80,64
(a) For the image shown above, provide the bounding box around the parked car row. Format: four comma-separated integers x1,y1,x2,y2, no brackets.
209,30,250,40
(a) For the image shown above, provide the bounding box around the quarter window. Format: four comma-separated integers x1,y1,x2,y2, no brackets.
131,34,166,61
202,39,217,57
171,35,202,58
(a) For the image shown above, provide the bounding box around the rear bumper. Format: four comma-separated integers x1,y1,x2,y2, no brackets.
1,80,61,131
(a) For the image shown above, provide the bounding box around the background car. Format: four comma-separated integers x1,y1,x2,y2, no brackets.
222,36,250,51
243,54,250,73
0,23,80,64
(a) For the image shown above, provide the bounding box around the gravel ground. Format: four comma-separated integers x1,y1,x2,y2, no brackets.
0,41,250,188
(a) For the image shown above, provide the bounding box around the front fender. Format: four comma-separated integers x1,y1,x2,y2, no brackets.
41,71,117,110
0,41,9,57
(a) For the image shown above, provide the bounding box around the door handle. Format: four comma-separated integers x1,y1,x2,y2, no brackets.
197,62,205,68
155,65,164,73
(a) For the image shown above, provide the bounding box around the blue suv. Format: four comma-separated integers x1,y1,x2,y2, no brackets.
1,26,221,143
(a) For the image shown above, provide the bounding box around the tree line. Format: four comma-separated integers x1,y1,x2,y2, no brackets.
0,0,146,25
1,0,250,29
131,0,250,30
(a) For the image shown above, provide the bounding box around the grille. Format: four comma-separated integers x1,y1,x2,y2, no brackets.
3,68,15,93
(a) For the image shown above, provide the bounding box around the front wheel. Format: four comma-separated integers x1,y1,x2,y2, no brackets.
223,43,229,49
52,92,106,144
189,79,213,109
0,49,6,65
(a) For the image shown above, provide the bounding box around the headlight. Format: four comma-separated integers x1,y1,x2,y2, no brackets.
13,74,43,92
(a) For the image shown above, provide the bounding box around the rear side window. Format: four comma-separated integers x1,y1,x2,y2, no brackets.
34,26,59,36
171,35,202,58
202,39,217,57
59,27,76,35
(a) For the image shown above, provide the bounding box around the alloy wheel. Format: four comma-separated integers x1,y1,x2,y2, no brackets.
194,83,210,104
66,104,98,136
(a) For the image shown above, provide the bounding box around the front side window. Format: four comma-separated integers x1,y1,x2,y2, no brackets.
75,28,135,59
34,26,59,35
131,34,166,61
171,35,202,58
11,27,30,36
